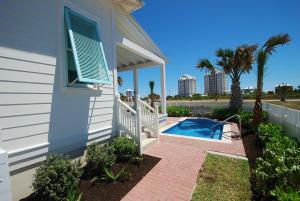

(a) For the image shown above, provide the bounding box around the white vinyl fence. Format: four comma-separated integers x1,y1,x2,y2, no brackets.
166,101,300,142
167,101,255,113
262,102,300,142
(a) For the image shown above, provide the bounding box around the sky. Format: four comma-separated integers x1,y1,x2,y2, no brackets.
118,0,300,97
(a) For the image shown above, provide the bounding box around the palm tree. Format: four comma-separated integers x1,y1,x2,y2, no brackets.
195,59,218,99
253,34,290,125
196,45,257,112
149,81,155,107
117,76,123,86
217,45,258,112
277,85,292,101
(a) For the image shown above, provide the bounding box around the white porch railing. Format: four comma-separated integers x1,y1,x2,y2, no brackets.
138,98,159,137
116,95,160,154
116,95,142,154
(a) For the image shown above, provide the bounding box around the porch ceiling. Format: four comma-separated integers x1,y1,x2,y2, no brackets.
117,45,156,71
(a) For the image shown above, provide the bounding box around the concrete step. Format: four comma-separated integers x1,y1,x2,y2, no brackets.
142,138,158,152
141,131,152,141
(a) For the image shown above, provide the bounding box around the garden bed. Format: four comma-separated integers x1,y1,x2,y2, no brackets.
21,154,160,201
80,154,160,201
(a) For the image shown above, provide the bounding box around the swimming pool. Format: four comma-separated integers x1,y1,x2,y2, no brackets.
162,118,223,140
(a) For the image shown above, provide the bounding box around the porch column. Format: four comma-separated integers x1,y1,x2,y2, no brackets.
160,63,167,114
133,67,139,108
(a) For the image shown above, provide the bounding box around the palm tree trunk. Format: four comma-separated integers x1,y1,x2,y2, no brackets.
229,76,243,112
253,65,264,126
150,89,154,108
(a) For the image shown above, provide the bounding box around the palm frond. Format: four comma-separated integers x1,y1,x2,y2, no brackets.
216,48,234,74
195,58,215,71
234,44,258,75
263,33,290,54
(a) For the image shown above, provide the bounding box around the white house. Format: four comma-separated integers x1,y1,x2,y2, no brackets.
0,0,168,200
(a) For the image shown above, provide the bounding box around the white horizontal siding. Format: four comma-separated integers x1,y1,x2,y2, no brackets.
0,104,51,117
0,69,54,84
0,56,56,75
0,0,118,177
1,133,48,151
0,94,53,105
0,113,50,129
2,123,49,141
0,82,53,93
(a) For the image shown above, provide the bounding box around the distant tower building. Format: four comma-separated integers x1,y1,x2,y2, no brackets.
178,74,196,97
125,89,133,102
204,70,227,95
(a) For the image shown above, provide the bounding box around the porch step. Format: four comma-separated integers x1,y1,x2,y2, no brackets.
142,138,158,152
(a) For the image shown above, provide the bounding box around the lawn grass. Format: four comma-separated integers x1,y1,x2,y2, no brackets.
192,154,251,201
267,101,300,111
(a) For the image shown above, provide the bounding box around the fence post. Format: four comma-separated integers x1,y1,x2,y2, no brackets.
155,104,160,142
115,94,121,136
136,97,143,155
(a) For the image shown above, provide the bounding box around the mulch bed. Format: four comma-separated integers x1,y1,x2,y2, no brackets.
21,154,161,201
80,154,160,201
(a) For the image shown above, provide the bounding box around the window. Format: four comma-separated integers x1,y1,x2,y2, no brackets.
64,7,111,85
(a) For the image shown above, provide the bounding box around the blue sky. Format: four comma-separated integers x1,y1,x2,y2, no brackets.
118,0,300,97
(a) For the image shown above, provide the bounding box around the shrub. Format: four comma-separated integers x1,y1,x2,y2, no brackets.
91,167,130,184
32,155,82,201
257,123,282,145
254,123,300,199
86,143,116,170
240,111,253,128
167,106,191,117
111,136,137,160
210,107,237,120
271,186,300,201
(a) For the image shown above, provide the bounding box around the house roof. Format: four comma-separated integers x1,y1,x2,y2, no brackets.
114,0,144,14
115,5,168,70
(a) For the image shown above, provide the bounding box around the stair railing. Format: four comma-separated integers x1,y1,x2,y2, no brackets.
210,114,241,139
137,98,159,137
116,95,142,154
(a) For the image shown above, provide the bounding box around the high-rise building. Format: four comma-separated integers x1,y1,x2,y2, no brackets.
178,74,196,97
204,70,227,95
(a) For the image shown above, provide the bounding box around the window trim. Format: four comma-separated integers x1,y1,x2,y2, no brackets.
64,6,112,85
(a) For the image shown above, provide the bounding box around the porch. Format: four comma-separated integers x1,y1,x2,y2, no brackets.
114,16,168,154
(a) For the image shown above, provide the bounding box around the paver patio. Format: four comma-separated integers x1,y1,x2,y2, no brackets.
122,118,250,201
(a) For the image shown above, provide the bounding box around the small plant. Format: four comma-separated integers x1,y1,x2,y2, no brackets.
271,186,300,201
86,143,116,170
32,155,82,201
210,107,237,120
66,188,82,201
130,155,144,166
167,106,191,117
111,136,137,160
91,167,130,184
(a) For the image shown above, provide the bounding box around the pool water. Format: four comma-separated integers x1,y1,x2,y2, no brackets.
162,118,223,140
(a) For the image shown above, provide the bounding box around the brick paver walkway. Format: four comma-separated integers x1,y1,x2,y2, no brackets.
122,118,247,201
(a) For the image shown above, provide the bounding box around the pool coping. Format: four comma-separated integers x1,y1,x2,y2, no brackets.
159,117,234,144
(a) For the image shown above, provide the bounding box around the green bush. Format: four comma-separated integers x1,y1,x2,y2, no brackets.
257,123,282,145
271,186,300,201
167,106,191,117
86,143,116,169
210,107,237,120
240,112,253,128
32,155,82,201
254,123,300,199
111,136,137,160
